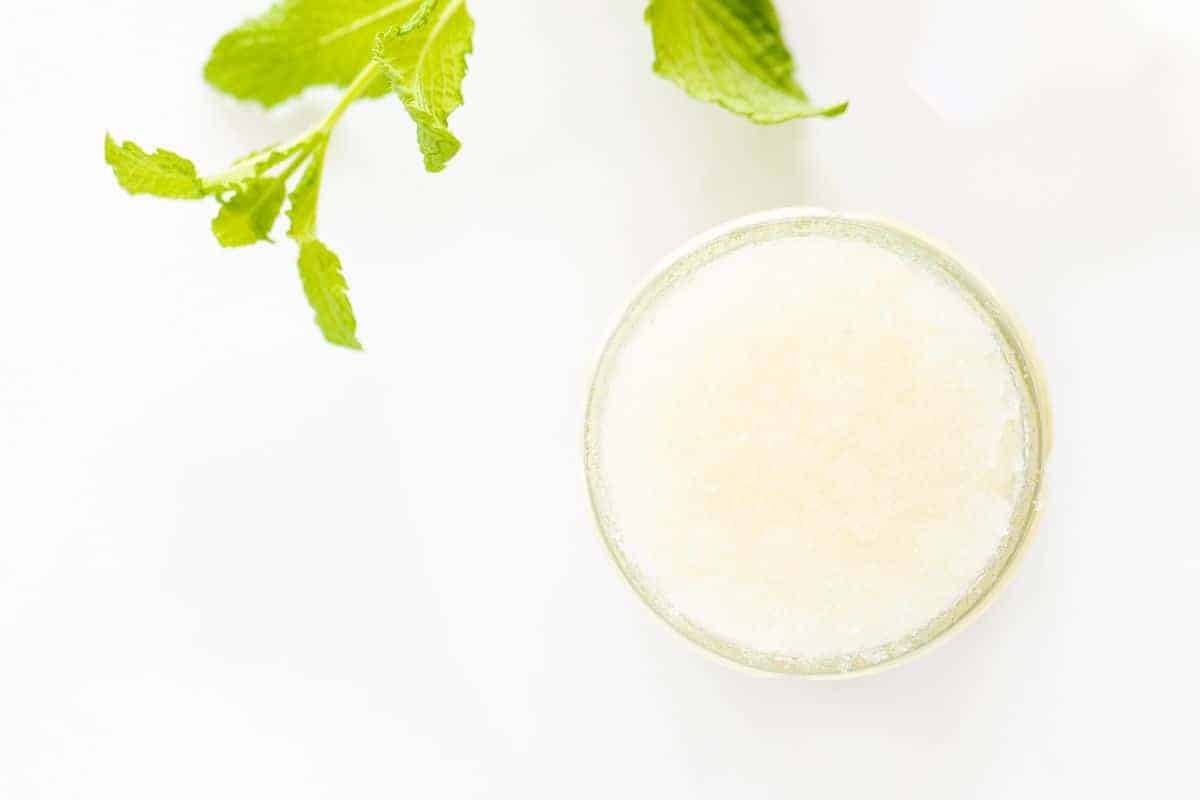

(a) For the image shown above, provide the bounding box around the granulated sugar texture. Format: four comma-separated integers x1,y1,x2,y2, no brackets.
590,230,1031,664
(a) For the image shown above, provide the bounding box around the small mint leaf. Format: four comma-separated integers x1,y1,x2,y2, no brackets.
296,239,361,350
211,177,289,247
104,133,205,199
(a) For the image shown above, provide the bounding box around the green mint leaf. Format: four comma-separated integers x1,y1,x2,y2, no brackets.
104,133,205,199
296,239,361,350
645,0,846,123
211,176,289,247
286,139,361,349
205,0,428,107
374,0,474,172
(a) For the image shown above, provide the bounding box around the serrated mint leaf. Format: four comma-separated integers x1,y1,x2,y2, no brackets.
104,133,205,199
374,0,474,172
295,239,361,350
211,176,288,247
645,0,846,123
205,0,428,107
285,138,361,349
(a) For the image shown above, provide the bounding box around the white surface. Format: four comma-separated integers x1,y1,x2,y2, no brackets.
1,0,1198,795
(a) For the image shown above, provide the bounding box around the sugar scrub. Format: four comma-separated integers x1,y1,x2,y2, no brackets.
585,211,1048,675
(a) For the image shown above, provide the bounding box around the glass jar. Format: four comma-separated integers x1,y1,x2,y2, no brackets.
583,208,1052,677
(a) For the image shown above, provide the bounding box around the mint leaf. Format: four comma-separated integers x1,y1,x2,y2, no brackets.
374,0,474,172
104,133,205,199
295,240,361,350
211,176,288,247
645,0,846,123
205,0,428,107
286,139,361,350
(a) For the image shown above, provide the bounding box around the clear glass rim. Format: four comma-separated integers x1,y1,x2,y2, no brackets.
583,208,1052,678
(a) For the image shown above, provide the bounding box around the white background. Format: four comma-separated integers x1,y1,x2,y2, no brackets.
2,0,1199,795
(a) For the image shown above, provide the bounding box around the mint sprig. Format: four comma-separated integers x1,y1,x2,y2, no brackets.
107,0,841,350
105,0,468,350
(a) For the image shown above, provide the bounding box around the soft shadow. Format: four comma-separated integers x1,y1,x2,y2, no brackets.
633,577,1062,794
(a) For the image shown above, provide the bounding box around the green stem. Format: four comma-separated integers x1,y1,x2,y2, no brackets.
201,61,382,192
278,143,315,182
318,61,383,135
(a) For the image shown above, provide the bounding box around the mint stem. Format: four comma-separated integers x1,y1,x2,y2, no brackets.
200,61,381,193
319,62,383,135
